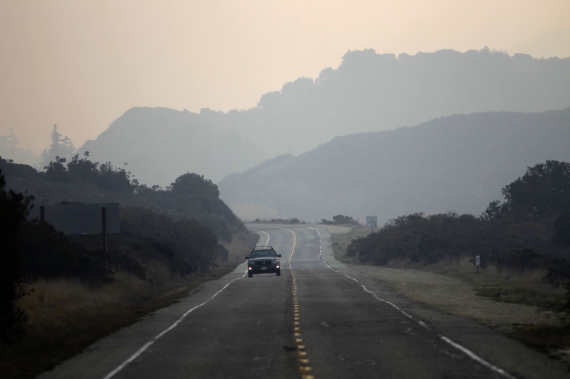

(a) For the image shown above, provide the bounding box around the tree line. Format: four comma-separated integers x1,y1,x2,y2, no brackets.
347,160,570,296
1,152,246,241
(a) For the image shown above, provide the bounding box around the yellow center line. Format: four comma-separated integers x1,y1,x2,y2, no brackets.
283,228,315,379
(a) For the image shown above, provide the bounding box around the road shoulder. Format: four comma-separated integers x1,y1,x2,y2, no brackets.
312,225,570,379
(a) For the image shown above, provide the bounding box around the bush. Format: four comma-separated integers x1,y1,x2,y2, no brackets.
488,248,562,273
19,220,110,283
108,250,146,280
333,215,357,225
0,170,32,342
120,206,219,273
47,154,135,193
346,212,566,268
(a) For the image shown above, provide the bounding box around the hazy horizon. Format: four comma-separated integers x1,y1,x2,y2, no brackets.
1,1,570,155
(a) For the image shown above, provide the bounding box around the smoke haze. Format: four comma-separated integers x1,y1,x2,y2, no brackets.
1,1,569,154
78,49,570,187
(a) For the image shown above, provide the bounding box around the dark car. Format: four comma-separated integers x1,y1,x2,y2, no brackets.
245,246,281,277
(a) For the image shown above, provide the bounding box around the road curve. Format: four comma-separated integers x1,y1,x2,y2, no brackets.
38,225,569,379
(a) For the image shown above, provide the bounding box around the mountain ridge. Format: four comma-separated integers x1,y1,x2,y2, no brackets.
79,48,570,187
218,108,570,223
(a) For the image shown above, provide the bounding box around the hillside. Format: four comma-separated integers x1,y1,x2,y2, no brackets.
218,108,570,223
0,157,246,242
78,49,570,186
79,107,260,188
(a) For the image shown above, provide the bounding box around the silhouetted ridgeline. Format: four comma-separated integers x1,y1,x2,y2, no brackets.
79,49,570,186
80,107,260,187
218,108,570,223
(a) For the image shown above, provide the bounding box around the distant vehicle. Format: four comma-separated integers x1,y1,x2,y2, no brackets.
245,246,281,277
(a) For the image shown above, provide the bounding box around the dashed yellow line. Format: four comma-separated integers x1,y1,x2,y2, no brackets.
284,228,315,379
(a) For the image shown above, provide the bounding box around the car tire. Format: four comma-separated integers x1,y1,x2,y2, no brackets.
248,272,253,278
276,270,281,276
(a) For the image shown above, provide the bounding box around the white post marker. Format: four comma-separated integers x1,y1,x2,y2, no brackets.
476,255,480,273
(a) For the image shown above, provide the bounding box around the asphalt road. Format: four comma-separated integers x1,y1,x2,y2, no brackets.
39,225,569,379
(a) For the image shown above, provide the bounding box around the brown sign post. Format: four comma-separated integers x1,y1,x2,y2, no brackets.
102,206,107,253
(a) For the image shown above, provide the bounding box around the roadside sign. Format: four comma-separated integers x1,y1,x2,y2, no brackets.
29,203,120,235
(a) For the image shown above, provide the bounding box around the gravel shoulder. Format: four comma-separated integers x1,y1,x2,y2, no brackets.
346,263,565,332
317,225,570,376
319,223,566,331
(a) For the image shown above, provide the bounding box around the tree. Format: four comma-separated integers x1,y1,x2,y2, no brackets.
0,170,33,341
44,152,135,193
44,156,70,182
333,215,357,225
40,125,75,169
66,152,99,182
96,161,134,193
170,173,220,199
480,200,503,220
501,160,570,219
0,129,19,156
0,129,39,167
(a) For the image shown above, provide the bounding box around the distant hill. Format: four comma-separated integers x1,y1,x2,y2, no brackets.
79,48,570,186
79,107,260,187
217,108,570,224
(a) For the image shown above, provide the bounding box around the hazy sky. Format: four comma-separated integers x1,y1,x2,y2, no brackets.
1,0,569,154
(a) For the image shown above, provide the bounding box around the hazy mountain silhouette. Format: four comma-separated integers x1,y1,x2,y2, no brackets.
218,108,570,223
80,48,570,186
80,107,259,187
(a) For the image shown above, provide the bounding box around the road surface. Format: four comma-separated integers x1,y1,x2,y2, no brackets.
39,225,569,379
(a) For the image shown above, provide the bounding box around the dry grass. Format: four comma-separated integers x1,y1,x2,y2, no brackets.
0,271,203,379
219,231,258,272
326,224,371,263
397,256,568,310
0,231,258,379
330,226,570,365
21,275,144,340
330,224,568,311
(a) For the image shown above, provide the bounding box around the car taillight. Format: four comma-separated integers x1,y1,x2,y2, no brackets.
248,266,252,270
276,265,280,268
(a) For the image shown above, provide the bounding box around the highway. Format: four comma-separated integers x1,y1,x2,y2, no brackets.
39,225,569,379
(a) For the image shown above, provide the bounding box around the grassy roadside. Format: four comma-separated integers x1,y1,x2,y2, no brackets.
329,225,570,365
321,224,371,262
401,257,568,311
0,232,257,379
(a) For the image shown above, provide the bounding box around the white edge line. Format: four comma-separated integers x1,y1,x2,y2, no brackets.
439,336,516,379
306,226,515,379
102,271,246,379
